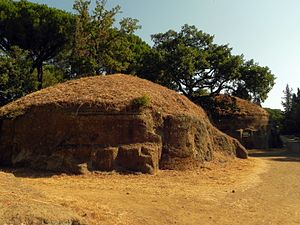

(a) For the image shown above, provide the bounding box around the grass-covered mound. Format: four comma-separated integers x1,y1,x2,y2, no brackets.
0,74,247,174
197,94,270,148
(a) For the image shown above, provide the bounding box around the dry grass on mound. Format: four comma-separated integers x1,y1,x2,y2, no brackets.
211,95,268,118
0,74,206,119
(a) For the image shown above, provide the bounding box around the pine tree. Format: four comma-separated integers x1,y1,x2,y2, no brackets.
281,84,293,113
282,85,300,134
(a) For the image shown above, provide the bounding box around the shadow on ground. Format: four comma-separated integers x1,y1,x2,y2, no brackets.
1,148,299,178
248,148,300,163
0,167,62,178
0,166,148,178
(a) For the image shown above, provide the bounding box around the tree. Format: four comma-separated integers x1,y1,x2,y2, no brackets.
122,34,152,75
42,64,65,88
0,0,75,89
281,86,300,134
264,108,283,130
281,84,293,113
149,25,223,98
137,48,176,90
231,59,275,104
71,0,143,76
144,24,275,103
0,47,36,106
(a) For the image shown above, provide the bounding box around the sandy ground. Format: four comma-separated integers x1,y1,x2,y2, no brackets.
0,149,300,225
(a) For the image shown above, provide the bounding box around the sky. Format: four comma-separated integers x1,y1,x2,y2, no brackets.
29,0,300,109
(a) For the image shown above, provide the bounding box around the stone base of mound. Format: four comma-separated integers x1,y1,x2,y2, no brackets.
16,143,160,175
0,105,247,174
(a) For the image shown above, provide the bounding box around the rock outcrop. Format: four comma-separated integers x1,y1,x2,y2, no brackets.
0,74,247,174
196,95,270,149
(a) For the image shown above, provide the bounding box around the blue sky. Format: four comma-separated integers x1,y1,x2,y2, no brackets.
30,0,300,109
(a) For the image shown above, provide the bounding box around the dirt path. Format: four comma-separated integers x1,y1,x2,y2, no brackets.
0,149,300,225
204,149,300,225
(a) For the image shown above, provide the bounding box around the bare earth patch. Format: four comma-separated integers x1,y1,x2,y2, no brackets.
0,156,262,225
2,149,300,224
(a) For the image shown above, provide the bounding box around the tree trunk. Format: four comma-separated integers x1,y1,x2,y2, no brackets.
37,63,43,90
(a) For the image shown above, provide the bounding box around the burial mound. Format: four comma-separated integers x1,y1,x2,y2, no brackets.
197,95,270,149
0,74,247,174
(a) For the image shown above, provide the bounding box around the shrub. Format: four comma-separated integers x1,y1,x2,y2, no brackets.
132,95,151,108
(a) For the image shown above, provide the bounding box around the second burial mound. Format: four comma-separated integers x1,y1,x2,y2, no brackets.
197,95,271,149
0,74,247,174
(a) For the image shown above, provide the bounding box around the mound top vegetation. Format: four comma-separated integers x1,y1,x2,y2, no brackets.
0,74,207,119
0,74,247,174
198,94,269,119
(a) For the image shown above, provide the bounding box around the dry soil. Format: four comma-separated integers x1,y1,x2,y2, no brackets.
0,149,300,225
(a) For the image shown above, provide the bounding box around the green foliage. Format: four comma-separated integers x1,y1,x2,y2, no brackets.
0,0,75,89
139,24,275,103
120,17,142,34
281,84,293,113
281,87,300,134
71,0,145,76
191,88,209,98
122,34,152,75
264,108,284,130
0,1,276,108
136,48,174,89
42,65,65,88
0,47,36,106
147,24,222,98
232,59,275,104
132,95,151,108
